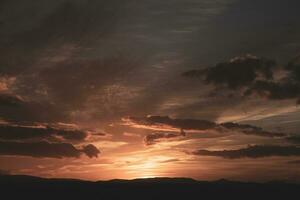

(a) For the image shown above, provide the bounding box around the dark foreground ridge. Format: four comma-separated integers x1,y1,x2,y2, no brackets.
0,175,299,199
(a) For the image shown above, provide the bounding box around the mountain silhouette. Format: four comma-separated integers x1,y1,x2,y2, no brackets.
1,175,299,199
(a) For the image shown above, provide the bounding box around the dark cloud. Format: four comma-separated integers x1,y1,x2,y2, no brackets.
288,160,300,165
0,0,138,124
128,116,286,138
129,116,216,130
54,129,87,141
0,0,253,127
0,56,139,123
0,141,100,158
244,81,300,100
183,55,300,103
220,122,286,137
1,0,299,127
0,94,23,107
82,144,101,158
183,55,277,89
0,124,87,142
286,136,300,144
192,145,300,159
35,57,138,108
0,0,125,75
92,132,106,137
0,93,66,123
286,55,300,82
144,131,185,146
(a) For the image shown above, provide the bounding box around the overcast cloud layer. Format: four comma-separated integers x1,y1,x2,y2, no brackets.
0,0,300,182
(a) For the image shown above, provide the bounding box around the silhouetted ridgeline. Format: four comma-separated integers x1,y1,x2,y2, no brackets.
0,175,299,199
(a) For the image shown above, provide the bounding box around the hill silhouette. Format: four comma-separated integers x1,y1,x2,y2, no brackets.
1,175,299,199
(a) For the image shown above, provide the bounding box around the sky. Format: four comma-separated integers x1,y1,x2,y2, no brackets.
0,0,300,182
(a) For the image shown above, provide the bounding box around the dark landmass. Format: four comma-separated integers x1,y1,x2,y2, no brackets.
0,175,299,199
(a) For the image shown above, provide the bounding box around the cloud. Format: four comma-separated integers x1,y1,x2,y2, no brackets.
126,116,286,138
286,55,300,82
183,55,300,103
286,136,300,144
0,122,101,159
123,132,141,138
159,158,180,163
220,122,286,137
0,93,23,107
0,93,66,123
0,0,125,75
244,80,300,100
0,141,100,158
35,57,138,108
127,116,216,131
81,144,101,158
144,131,185,146
0,124,87,142
288,160,300,165
0,77,15,92
0,56,139,124
0,0,140,124
92,132,107,137
183,55,277,89
191,145,300,159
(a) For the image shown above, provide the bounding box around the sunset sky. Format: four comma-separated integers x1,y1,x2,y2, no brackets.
1,0,300,182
